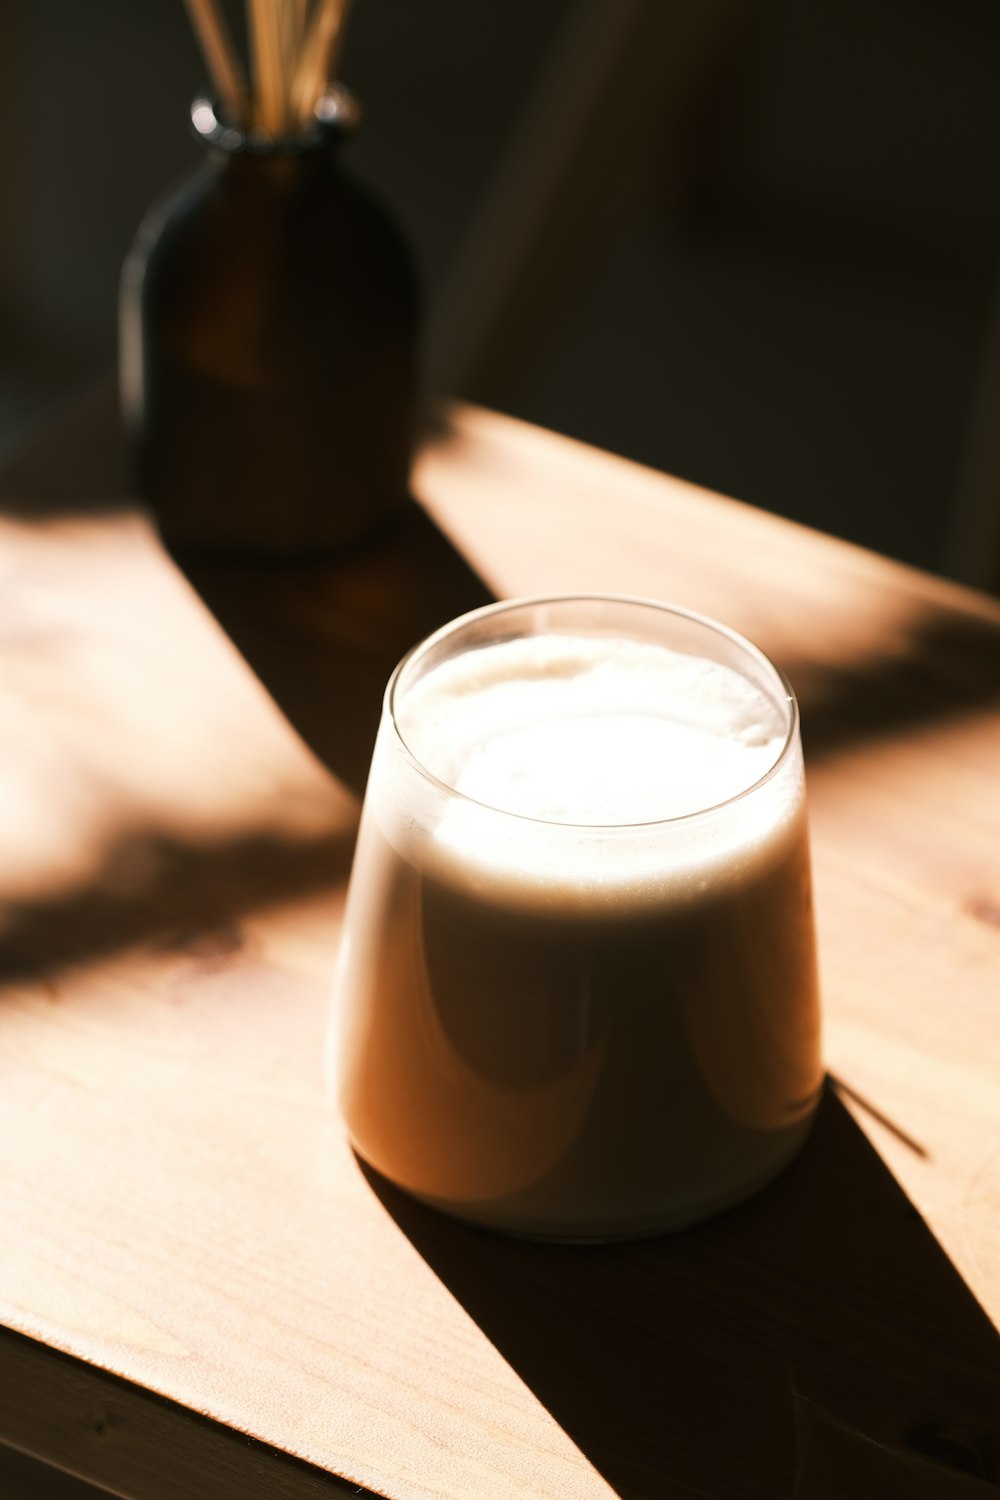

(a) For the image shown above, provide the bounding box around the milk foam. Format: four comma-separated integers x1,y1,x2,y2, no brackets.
386,634,799,910
397,635,786,824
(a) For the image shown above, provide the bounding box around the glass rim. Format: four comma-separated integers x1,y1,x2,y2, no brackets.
384,593,800,832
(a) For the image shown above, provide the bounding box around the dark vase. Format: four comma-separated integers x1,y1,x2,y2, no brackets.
120,91,419,556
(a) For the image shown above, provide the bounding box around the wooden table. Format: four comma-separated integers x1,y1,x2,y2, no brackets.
1,398,998,1499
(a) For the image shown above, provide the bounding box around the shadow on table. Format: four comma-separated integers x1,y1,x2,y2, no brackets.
171,495,494,798
0,824,357,986
364,1087,1000,1499
781,612,1000,766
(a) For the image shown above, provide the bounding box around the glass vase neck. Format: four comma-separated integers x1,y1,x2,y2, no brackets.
190,86,360,160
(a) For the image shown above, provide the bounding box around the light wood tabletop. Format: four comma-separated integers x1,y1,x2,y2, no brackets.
0,397,998,1498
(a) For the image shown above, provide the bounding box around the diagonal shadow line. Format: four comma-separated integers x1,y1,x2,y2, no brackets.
169,492,495,799
0,825,356,987
777,605,1000,765
363,1087,1000,1499
829,1073,929,1160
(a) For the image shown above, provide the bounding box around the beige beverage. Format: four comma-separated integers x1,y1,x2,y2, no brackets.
332,600,823,1239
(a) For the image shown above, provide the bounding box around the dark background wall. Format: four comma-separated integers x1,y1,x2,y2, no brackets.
1,0,998,583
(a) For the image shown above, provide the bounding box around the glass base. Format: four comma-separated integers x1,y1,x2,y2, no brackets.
354,1109,818,1243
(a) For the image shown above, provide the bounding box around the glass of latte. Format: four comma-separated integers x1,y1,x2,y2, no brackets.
331,596,823,1240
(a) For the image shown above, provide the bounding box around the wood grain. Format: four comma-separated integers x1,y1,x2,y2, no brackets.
0,399,997,1498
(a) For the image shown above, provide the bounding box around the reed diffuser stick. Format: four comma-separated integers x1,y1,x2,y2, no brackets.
183,0,248,122
182,0,354,136
248,0,288,133
280,0,310,121
290,0,352,126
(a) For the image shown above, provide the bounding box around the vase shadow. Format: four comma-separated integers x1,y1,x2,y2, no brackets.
172,493,495,797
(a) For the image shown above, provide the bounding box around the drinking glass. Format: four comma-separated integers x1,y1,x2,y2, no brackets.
331,595,822,1240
